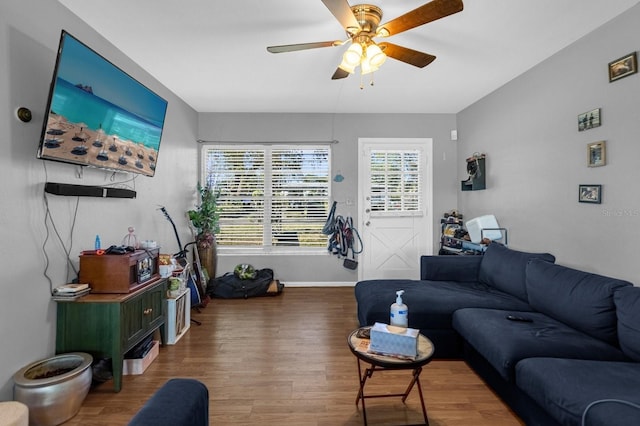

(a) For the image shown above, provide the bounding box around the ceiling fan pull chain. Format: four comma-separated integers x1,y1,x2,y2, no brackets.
360,73,364,90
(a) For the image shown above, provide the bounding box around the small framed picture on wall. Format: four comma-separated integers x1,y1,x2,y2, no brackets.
578,108,601,131
608,52,637,82
587,141,606,167
579,184,602,204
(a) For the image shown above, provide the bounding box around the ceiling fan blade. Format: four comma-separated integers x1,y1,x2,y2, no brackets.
331,67,350,80
377,0,463,37
321,0,361,33
267,40,343,53
379,42,436,68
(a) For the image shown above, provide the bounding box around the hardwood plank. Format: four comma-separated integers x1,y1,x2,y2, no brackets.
64,287,523,425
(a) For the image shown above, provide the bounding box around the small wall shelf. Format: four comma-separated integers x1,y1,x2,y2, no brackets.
461,157,486,191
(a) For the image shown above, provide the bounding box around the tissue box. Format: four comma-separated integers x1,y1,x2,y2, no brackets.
369,322,419,358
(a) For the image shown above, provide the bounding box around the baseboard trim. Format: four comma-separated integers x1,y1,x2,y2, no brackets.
283,281,356,287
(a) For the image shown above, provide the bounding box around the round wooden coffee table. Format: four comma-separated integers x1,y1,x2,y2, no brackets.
348,326,435,426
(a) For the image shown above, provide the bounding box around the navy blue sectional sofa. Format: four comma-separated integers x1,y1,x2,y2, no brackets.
354,243,640,426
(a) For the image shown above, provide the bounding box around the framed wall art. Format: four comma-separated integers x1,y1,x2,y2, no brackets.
579,184,602,204
587,141,606,167
609,52,637,82
578,108,601,131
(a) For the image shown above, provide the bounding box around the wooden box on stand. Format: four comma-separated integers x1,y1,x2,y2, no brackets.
79,249,160,293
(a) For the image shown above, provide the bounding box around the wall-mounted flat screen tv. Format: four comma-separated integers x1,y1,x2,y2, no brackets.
37,30,168,177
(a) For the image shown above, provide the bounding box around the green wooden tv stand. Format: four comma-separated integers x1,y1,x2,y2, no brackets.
55,278,167,392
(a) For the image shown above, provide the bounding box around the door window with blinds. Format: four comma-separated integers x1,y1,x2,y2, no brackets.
369,149,422,216
200,145,331,249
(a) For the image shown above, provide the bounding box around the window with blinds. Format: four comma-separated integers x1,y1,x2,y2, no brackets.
369,149,422,214
201,145,331,248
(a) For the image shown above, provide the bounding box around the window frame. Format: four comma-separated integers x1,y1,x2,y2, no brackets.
198,143,332,255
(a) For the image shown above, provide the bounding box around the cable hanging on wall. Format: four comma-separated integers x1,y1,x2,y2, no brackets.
322,201,363,270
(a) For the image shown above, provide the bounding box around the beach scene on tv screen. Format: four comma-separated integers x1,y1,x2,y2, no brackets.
40,33,168,177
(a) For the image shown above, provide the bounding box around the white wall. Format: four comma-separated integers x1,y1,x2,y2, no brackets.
0,1,199,399
457,5,640,283
198,112,459,283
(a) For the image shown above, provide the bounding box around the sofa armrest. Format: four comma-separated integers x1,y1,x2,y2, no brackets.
128,378,209,426
420,255,482,282
582,399,640,426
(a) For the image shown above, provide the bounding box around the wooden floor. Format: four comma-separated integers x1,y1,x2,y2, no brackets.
65,287,524,426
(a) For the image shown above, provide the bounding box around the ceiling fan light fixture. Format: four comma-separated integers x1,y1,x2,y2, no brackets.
360,56,378,75
343,43,363,66
366,43,386,68
338,59,357,74
376,27,390,38
346,26,360,36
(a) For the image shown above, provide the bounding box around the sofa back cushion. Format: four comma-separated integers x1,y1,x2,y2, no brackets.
614,286,640,361
421,255,483,282
478,243,555,302
526,259,632,345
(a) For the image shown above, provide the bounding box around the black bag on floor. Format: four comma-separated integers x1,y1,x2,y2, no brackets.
207,268,284,299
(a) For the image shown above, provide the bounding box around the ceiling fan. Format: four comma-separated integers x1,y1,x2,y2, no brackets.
266,0,464,81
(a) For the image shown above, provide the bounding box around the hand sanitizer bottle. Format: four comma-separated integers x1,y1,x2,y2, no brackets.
390,290,408,327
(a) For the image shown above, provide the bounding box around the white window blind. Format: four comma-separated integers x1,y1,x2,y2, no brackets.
202,145,330,248
203,148,265,246
369,149,422,214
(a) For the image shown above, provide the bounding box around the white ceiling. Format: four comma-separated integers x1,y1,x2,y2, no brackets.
57,0,639,114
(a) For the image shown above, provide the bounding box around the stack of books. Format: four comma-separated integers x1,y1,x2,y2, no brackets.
52,283,91,301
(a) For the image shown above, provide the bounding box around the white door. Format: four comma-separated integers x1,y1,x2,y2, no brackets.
358,138,433,281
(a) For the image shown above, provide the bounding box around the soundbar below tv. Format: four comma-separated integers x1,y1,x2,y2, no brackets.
45,182,136,199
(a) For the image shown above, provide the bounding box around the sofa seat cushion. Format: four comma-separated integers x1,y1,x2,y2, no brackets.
478,243,555,302
355,279,531,330
526,260,632,345
516,358,640,426
614,285,640,361
452,308,628,382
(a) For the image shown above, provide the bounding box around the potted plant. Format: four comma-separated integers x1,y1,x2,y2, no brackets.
188,183,220,280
